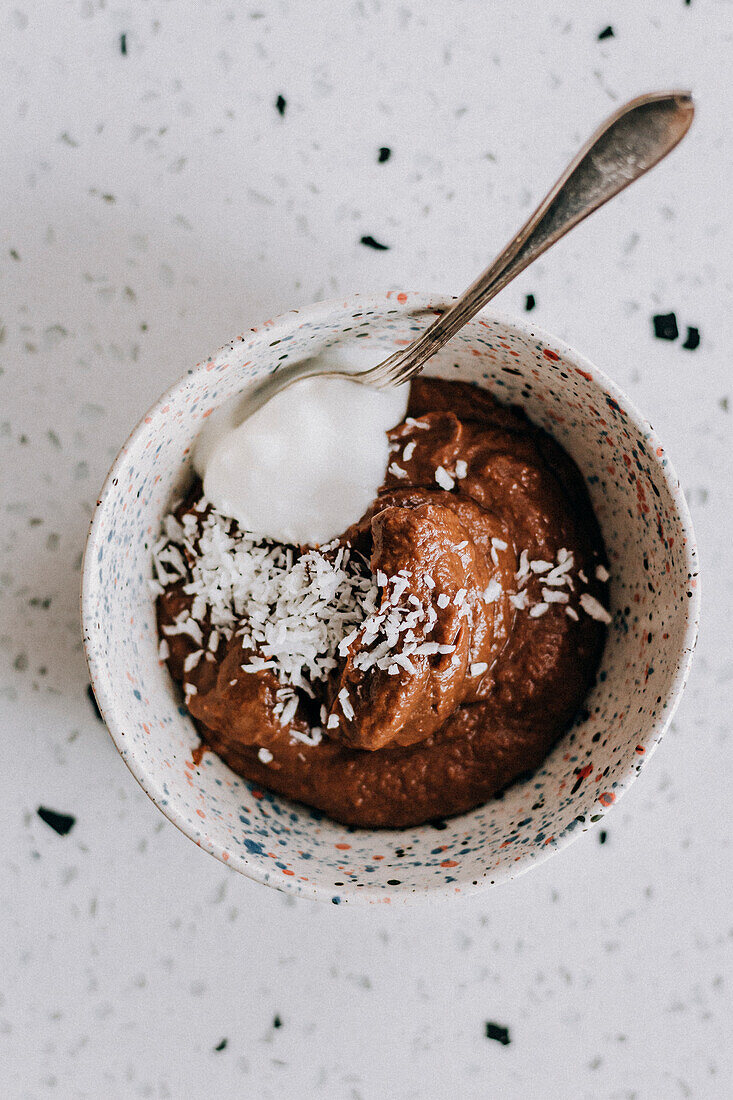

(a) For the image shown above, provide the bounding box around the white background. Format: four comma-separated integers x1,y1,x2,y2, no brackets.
1,2,731,1097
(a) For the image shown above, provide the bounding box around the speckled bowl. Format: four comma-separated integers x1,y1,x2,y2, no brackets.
81,292,699,903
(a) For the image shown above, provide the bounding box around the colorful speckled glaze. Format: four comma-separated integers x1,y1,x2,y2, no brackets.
81,293,700,904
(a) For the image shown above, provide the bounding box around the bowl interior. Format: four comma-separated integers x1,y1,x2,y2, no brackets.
82,293,699,903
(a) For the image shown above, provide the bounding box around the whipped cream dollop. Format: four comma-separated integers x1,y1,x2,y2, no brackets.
194,376,408,545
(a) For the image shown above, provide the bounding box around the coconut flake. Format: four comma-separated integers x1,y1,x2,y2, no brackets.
515,549,530,581
389,462,408,479
579,593,612,623
435,465,455,490
542,587,569,604
338,688,355,721
290,726,323,746
483,579,503,604
595,564,610,582
183,649,203,673
454,459,468,479
257,747,273,764
470,662,488,677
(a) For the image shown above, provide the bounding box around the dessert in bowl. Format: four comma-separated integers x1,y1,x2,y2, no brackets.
82,293,699,902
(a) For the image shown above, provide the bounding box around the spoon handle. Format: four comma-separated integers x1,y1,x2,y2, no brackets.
370,90,694,386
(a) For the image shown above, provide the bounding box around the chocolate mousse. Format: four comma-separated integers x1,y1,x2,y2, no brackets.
153,378,609,828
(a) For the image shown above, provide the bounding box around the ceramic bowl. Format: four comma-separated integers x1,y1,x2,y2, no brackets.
81,292,699,903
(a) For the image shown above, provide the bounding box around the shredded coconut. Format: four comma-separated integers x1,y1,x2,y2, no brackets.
153,505,380,694
257,747,273,764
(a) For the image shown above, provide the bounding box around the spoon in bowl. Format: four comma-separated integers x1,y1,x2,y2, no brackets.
241,90,694,416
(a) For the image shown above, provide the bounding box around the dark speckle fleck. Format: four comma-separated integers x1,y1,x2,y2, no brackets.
524,293,536,312
598,26,614,40
682,326,700,350
273,1015,282,1029
87,684,103,722
214,1038,227,1052
360,235,390,251
275,94,287,117
378,146,391,163
599,830,608,845
486,1022,511,1046
652,312,679,341
120,33,127,55
28,596,51,609
387,879,401,886
10,248,20,261
37,807,76,836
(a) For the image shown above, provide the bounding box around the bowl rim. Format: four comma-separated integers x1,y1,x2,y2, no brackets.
81,291,700,904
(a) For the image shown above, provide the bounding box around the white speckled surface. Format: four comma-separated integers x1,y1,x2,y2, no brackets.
1,3,730,1097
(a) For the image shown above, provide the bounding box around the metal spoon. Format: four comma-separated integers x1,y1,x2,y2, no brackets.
246,90,693,411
